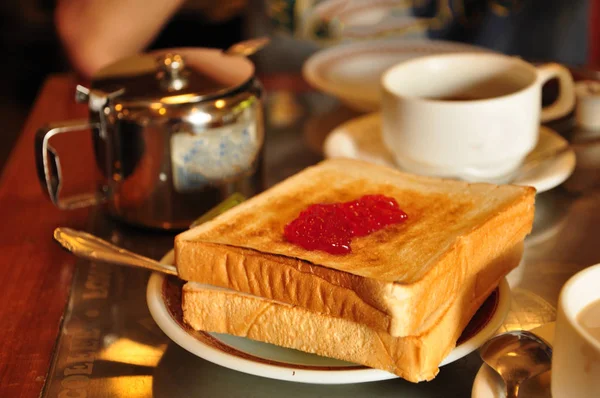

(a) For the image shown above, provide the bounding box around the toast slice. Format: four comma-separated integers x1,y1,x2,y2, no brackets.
182,243,523,382
176,159,535,337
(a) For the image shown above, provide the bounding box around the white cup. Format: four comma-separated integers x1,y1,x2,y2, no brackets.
551,263,600,398
381,53,575,181
575,80,600,131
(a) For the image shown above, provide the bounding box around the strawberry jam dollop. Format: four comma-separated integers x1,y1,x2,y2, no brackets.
283,194,408,255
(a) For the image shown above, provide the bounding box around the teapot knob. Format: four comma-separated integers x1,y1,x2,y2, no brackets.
157,53,188,91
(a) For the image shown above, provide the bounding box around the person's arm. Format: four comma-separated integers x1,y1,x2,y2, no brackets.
55,0,186,79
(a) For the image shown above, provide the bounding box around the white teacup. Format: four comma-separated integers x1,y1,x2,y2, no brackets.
381,53,575,181
552,263,600,398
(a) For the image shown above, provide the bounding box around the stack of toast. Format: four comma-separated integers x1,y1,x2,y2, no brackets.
174,159,535,382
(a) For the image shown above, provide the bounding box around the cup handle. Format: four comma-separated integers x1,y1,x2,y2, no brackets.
537,63,576,123
35,120,106,210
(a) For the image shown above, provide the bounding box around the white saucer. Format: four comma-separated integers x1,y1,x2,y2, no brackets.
323,113,576,193
471,322,555,398
148,251,511,385
303,39,492,112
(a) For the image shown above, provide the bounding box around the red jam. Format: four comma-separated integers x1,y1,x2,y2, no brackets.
284,195,408,255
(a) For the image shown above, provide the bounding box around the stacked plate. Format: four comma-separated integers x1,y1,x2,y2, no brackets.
303,38,491,112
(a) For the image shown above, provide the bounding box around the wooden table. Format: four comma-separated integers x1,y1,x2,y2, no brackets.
0,76,92,398
4,65,600,397
0,73,312,398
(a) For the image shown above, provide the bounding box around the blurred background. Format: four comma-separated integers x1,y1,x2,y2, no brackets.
0,0,309,169
0,0,595,169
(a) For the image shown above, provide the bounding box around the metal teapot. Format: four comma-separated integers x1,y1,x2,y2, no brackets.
36,46,265,230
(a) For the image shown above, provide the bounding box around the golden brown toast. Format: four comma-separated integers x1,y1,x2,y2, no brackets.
182,243,524,382
176,159,535,336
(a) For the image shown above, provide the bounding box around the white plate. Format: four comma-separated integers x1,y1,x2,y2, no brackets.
148,251,512,384
303,39,492,112
471,323,555,398
323,112,576,193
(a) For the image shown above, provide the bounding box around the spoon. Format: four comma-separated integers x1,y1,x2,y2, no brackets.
53,227,177,275
479,330,553,398
225,37,270,57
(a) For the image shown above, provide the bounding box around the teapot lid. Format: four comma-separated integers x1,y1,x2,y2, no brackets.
91,48,255,106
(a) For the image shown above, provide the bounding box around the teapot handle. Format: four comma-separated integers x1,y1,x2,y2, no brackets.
35,120,106,209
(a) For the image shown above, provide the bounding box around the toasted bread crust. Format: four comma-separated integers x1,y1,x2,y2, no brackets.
176,159,535,336
177,242,394,332
182,243,524,382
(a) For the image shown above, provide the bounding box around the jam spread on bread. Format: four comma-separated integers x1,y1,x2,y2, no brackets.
284,194,407,254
